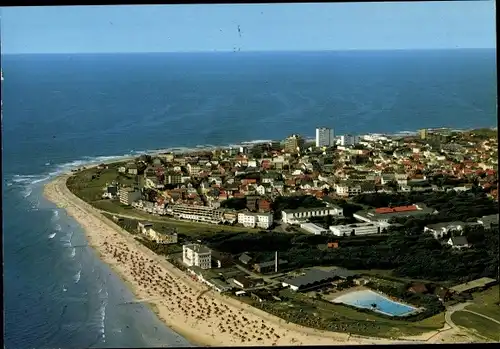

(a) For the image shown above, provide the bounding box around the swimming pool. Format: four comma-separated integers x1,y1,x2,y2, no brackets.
333,289,417,317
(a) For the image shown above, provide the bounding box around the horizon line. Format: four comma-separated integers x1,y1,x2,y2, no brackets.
2,47,496,55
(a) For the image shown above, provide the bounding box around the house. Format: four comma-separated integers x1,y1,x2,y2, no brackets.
233,275,255,289
102,185,118,199
424,221,466,239
435,287,452,302
327,242,339,249
127,163,138,175
137,221,154,234
246,195,259,211
258,199,272,212
239,253,253,265
447,236,470,250
408,283,429,294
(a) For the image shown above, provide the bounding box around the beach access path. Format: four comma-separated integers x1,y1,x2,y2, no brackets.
43,172,461,346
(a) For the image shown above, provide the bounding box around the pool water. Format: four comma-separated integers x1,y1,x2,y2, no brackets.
333,290,417,317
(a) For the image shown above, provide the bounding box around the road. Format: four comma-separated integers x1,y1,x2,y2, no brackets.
462,309,500,325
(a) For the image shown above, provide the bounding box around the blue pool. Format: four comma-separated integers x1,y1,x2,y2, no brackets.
333,290,417,317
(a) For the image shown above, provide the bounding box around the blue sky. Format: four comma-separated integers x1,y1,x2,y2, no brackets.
1,1,496,54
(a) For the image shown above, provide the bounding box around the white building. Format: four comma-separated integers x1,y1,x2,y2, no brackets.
282,206,343,224
237,212,274,229
340,134,359,147
334,182,362,197
118,187,142,206
300,222,329,235
316,127,335,148
172,204,224,224
424,221,466,240
183,244,212,269
329,222,385,236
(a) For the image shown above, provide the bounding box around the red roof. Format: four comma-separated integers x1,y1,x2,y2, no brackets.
375,205,418,214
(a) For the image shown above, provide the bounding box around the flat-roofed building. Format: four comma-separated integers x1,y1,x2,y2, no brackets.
316,127,335,148
329,222,383,236
282,206,343,224
353,203,435,223
183,244,211,269
237,212,274,229
477,214,499,229
119,186,142,205
282,268,357,292
424,221,466,239
172,204,224,223
300,222,329,235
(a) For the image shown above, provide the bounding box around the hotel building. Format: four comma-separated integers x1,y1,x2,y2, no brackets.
183,244,212,269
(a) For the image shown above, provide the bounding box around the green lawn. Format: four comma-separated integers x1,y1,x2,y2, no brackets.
67,167,136,203
94,199,258,236
466,286,500,323
452,310,500,342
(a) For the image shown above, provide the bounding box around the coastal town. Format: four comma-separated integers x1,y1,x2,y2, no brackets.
64,126,500,343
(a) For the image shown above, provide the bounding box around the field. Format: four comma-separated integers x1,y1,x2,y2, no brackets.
466,286,500,322
451,311,500,342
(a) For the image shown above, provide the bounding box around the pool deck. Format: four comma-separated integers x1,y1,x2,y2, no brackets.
330,288,421,317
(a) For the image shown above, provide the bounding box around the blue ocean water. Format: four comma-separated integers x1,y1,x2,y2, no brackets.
1,50,497,348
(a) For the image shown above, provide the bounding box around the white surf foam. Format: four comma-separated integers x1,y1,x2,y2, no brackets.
73,270,81,284
21,187,33,198
51,209,60,221
70,248,76,258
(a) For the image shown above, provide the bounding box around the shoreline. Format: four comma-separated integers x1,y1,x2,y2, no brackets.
43,173,443,346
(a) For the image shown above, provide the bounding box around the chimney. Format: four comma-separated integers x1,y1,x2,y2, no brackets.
275,251,278,273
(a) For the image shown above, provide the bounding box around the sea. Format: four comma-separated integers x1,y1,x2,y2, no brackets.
1,49,497,348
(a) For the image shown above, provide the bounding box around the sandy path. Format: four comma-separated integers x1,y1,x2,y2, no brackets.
44,174,430,346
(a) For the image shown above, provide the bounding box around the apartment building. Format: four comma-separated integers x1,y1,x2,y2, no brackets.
172,204,224,223
340,134,359,147
183,244,212,269
187,163,202,175
237,212,274,229
284,134,305,153
166,172,182,185
118,187,142,206
315,127,335,148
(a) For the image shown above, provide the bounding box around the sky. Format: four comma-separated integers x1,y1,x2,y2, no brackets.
0,1,496,54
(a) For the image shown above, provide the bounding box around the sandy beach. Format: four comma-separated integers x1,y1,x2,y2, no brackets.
43,173,441,346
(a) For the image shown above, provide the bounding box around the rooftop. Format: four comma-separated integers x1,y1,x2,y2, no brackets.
283,267,356,288
282,206,330,214
184,244,211,254
449,277,497,294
